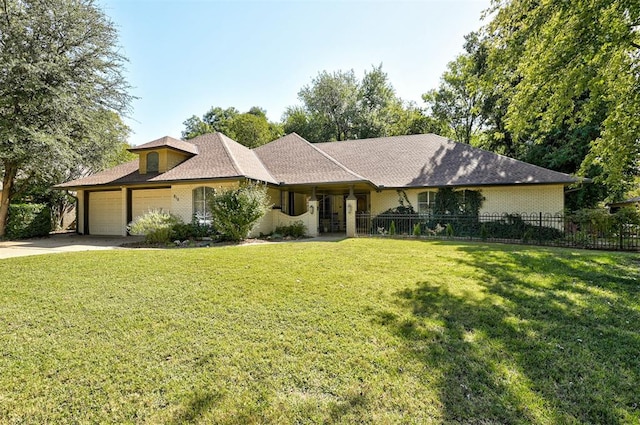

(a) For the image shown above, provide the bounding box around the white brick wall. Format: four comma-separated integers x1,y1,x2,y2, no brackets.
480,185,564,215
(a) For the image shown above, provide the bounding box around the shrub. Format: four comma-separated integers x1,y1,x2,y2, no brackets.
446,223,454,237
480,224,488,241
413,223,421,236
389,221,396,235
208,183,271,242
274,221,307,238
5,204,52,239
128,209,182,244
482,214,563,241
170,220,216,241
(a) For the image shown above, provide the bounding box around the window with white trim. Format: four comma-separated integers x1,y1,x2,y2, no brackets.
193,187,215,224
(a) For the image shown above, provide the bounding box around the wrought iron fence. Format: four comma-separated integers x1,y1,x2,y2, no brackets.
355,212,640,251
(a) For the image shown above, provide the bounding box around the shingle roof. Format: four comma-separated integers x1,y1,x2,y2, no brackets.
254,133,369,185
56,133,276,188
56,132,578,190
315,134,577,187
128,136,199,155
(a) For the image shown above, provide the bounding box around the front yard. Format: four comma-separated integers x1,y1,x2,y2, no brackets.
0,239,638,423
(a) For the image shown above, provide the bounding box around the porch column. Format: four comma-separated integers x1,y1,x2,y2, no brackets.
308,187,319,237
121,186,128,236
346,186,357,237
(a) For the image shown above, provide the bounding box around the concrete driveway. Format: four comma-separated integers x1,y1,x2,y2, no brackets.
0,233,142,259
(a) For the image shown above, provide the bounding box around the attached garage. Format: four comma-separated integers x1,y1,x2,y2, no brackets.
88,191,123,235
131,188,171,221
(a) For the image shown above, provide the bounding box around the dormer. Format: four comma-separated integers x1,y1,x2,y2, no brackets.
129,136,198,174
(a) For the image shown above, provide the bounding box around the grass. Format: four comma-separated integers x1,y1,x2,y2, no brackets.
0,239,639,424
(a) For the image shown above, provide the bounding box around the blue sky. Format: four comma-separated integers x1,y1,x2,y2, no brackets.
100,0,491,145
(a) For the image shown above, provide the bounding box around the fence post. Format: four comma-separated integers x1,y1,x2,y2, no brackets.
619,222,624,250
538,212,543,243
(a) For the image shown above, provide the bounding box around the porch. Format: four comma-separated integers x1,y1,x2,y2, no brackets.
262,184,372,237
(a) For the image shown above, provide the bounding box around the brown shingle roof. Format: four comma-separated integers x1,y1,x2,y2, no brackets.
128,136,199,155
315,134,577,187
254,133,369,185
56,133,276,188
56,132,578,190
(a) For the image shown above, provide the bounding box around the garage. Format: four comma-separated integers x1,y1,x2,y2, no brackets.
88,191,123,235
131,188,171,221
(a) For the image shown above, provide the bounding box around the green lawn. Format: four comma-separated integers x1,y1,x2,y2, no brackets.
0,239,638,424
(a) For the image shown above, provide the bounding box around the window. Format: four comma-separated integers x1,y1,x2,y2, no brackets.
193,186,215,224
418,191,436,214
147,152,159,172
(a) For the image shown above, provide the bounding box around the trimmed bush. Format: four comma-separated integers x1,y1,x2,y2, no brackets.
413,223,421,236
274,221,307,238
6,204,52,239
128,209,183,244
170,221,216,241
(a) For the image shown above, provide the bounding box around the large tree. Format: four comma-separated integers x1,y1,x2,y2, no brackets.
484,0,640,201
297,69,360,142
284,65,416,142
0,0,132,236
182,106,282,148
423,50,485,145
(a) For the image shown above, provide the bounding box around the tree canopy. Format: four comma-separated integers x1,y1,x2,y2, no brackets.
482,0,640,202
283,65,428,143
182,106,282,148
0,0,133,236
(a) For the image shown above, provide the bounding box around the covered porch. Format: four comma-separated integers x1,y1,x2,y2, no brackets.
270,183,373,237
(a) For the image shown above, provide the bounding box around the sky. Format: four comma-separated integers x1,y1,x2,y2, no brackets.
100,0,492,146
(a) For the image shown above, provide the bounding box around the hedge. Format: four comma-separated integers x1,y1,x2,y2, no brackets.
6,204,52,239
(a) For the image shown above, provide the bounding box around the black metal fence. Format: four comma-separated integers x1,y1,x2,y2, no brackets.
355,212,640,251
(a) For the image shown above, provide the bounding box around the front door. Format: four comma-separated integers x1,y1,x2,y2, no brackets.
319,194,343,233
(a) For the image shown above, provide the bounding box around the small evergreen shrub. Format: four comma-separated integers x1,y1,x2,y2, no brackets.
6,204,52,239
274,220,307,238
389,221,396,235
128,209,183,244
480,223,488,241
413,223,421,236
446,223,454,237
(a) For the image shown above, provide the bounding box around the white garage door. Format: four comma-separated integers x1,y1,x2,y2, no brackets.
132,189,171,221
89,191,123,235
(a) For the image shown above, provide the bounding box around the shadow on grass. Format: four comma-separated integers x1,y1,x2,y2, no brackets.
378,244,640,423
169,390,222,424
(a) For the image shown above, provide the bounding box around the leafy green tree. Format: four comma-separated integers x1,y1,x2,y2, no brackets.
182,106,239,140
423,53,485,144
285,65,419,142
389,102,450,136
298,69,360,142
355,64,402,139
484,0,640,201
182,106,281,148
282,106,327,142
227,113,273,148
0,0,133,237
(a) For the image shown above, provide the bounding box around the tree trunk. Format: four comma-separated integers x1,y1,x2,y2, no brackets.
0,162,18,238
